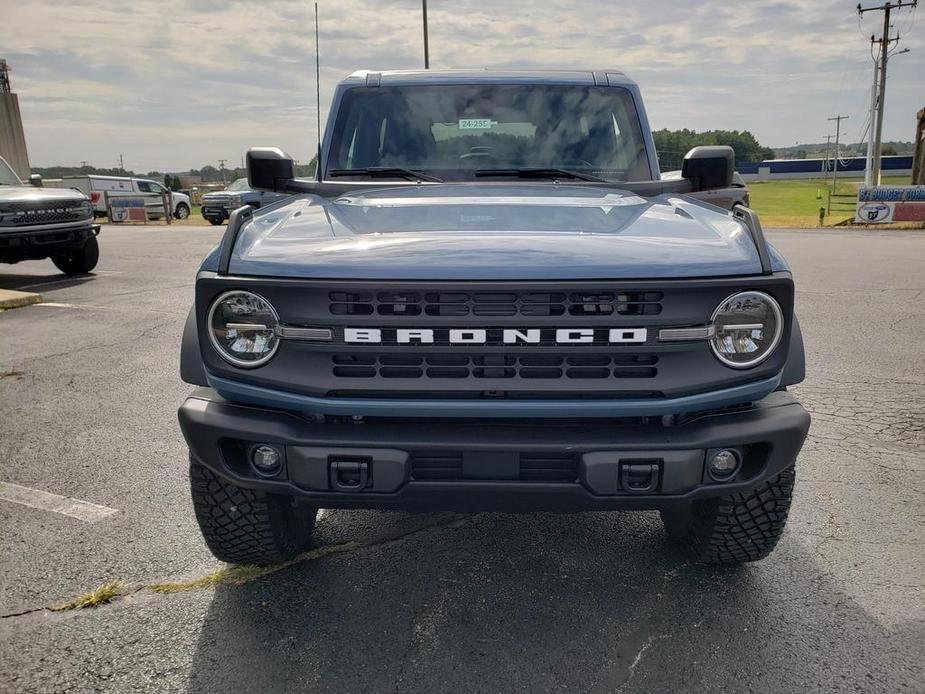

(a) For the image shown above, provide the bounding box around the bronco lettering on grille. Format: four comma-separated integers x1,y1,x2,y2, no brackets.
344,327,647,345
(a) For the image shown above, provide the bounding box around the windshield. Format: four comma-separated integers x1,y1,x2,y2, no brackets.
226,178,249,192
327,84,650,182
0,158,22,186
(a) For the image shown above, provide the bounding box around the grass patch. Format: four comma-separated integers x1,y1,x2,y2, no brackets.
147,541,360,594
33,542,359,615
748,175,912,228
52,581,123,611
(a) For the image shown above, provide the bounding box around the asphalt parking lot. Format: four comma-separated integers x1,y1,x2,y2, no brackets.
1,224,924,693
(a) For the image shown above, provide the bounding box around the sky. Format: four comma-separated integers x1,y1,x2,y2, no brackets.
4,0,924,172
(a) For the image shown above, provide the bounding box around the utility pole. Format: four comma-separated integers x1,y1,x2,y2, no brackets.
422,0,430,69
79,160,88,169
828,114,849,192
119,154,125,174
858,0,918,185
864,53,880,186
913,107,925,185
218,159,227,185
822,134,833,185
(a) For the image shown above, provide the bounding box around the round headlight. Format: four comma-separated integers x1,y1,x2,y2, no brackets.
208,290,280,367
710,291,783,368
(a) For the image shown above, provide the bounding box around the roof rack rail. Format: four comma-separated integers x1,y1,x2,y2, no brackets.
217,205,254,275
732,205,772,275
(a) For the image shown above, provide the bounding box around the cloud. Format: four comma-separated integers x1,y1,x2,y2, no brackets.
4,0,922,170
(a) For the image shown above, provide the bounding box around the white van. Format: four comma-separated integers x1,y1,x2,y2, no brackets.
61,175,191,220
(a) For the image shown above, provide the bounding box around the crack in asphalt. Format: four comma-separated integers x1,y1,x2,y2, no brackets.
4,320,177,366
587,563,690,693
0,512,469,625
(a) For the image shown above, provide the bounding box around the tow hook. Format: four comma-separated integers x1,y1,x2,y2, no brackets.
330,460,370,491
620,462,660,494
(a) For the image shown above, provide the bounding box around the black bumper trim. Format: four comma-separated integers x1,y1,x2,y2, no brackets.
178,389,810,512
0,224,96,261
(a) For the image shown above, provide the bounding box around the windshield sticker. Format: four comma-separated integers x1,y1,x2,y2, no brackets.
458,118,498,130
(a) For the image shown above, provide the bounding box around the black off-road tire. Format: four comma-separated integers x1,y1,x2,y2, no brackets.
52,235,99,275
189,456,317,565
660,466,796,565
207,217,225,226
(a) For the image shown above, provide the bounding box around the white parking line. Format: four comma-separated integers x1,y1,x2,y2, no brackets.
0,481,119,523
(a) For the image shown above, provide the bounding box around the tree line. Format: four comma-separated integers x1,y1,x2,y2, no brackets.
32,155,318,189
653,129,775,170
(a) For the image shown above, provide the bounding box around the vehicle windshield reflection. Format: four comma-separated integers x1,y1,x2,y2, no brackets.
327,85,649,182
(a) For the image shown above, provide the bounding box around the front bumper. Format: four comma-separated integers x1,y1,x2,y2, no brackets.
201,206,228,221
179,388,810,512
0,223,98,262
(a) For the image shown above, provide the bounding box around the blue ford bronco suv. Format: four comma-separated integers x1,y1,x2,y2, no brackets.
179,70,809,566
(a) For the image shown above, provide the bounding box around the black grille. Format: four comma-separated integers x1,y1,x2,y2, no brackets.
518,453,579,481
3,200,90,226
332,353,658,380
200,276,794,403
410,452,463,479
410,451,578,481
329,290,663,318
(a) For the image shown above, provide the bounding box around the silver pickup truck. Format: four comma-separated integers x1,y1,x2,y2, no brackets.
0,156,100,275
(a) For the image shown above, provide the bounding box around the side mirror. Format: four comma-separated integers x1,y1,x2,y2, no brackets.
681,146,734,190
247,147,295,192
29,173,43,188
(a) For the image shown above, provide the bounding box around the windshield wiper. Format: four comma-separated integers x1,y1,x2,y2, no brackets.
328,167,443,183
474,167,607,183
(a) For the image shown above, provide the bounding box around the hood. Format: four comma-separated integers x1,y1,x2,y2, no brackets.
0,185,89,204
223,184,781,280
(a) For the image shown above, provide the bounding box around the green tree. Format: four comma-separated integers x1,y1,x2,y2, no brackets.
652,129,775,169
294,154,319,178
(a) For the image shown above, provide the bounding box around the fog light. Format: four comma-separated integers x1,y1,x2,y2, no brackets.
708,449,739,479
250,444,282,476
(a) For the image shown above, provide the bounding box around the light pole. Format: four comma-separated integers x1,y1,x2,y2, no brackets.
422,0,430,69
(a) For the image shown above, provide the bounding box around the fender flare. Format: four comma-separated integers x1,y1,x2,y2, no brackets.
180,306,208,386
780,314,806,387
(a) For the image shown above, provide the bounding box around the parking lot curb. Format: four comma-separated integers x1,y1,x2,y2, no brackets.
0,289,43,310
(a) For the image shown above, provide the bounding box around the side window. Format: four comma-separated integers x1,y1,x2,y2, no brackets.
136,181,152,193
